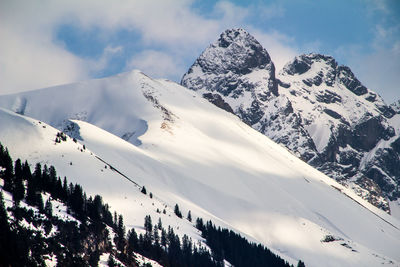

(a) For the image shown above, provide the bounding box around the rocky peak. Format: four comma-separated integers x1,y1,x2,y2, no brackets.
391,100,400,114
199,28,274,75
282,53,337,76
336,65,368,96
281,54,395,116
182,28,278,96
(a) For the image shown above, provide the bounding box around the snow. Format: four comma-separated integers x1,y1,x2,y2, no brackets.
277,54,391,155
305,122,332,152
1,70,400,267
389,200,400,221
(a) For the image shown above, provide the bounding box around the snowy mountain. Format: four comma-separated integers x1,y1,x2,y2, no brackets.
1,70,400,266
391,100,400,114
181,28,400,213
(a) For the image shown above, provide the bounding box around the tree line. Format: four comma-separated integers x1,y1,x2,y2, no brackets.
0,142,304,266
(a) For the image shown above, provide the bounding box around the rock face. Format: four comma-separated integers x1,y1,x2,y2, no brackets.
182,28,400,212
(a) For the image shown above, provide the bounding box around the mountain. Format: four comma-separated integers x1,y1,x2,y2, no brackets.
391,100,400,114
181,28,400,214
1,70,400,266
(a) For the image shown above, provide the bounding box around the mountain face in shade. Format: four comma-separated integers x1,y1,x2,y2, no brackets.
182,28,400,212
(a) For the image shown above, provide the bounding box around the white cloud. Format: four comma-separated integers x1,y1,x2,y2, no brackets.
126,50,184,80
335,36,400,103
250,29,298,71
0,0,300,94
88,45,124,73
348,46,400,103
0,22,88,95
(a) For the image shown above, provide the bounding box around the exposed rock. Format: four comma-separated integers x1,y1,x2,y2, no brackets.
202,93,234,114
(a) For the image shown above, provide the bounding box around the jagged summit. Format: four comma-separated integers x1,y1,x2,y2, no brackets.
182,28,278,96
280,53,396,118
282,53,337,76
209,28,273,74
391,100,400,114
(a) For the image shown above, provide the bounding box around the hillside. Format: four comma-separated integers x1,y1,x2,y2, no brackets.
1,70,400,266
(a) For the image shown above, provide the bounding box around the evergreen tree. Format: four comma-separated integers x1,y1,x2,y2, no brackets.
70,184,84,218
108,254,116,267
116,214,126,257
22,160,32,182
297,260,306,267
144,215,152,233
141,186,147,195
153,227,160,244
26,169,38,206
0,192,9,228
117,214,125,238
0,191,12,266
174,204,182,218
187,210,192,222
48,166,57,194
33,163,42,191
88,250,100,266
127,229,139,252
161,228,167,248
2,148,14,191
42,164,50,191
37,194,44,212
157,217,163,230
44,198,53,217
13,159,25,205
102,204,113,226
14,158,23,179
54,177,63,201
88,195,103,222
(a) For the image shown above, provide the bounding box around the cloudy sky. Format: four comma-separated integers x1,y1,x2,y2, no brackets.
1,0,399,102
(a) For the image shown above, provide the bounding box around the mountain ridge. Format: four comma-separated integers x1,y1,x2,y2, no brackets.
181,28,400,213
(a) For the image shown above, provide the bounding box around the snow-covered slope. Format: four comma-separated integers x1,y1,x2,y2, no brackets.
1,71,400,266
181,28,400,214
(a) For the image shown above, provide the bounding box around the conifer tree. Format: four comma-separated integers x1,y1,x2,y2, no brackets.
127,229,139,251
2,148,14,192
117,214,125,238
108,254,116,267
144,215,152,233
26,170,38,206
13,159,25,205
42,164,50,191
174,204,182,218
297,260,306,267
44,198,53,217
157,217,163,230
141,186,147,195
37,193,44,212
62,177,68,201
48,166,57,193
22,160,32,182
0,191,12,266
161,228,167,247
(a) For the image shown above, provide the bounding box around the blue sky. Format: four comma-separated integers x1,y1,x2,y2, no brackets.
1,0,399,102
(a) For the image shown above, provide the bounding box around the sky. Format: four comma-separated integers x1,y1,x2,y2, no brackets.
0,0,399,103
